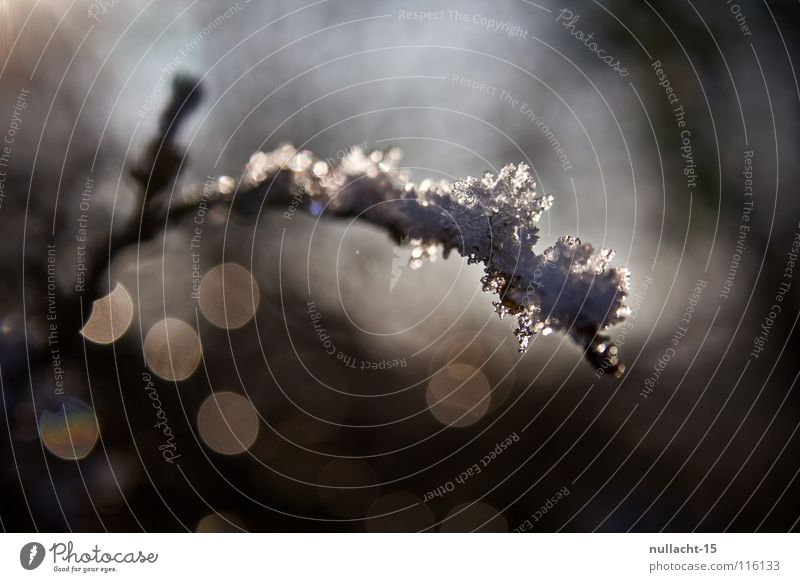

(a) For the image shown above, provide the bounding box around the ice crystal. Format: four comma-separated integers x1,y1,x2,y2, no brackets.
213,145,630,375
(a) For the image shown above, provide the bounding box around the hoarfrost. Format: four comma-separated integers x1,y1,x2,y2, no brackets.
208,145,630,375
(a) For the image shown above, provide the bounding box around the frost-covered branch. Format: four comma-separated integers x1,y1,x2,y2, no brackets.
191,144,631,376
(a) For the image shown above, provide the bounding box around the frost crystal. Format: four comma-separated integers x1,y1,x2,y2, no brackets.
219,145,630,375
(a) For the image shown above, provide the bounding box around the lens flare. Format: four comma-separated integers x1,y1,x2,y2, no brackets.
198,263,260,329
197,391,259,455
143,318,202,381
426,364,491,427
39,397,99,461
81,283,134,344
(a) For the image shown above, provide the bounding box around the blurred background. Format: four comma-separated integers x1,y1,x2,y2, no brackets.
0,0,799,532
